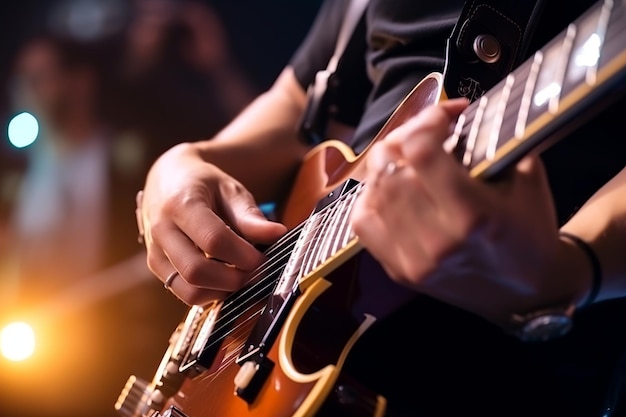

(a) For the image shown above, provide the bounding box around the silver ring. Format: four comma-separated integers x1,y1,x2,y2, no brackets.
164,271,179,290
384,159,407,176
375,159,407,186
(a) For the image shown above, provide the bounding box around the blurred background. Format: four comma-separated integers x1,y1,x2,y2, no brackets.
0,1,321,416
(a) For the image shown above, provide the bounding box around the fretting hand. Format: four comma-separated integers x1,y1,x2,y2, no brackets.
350,99,590,326
137,142,287,305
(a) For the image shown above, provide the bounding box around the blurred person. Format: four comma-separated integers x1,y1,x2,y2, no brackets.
105,0,257,153
1,31,186,417
7,33,118,297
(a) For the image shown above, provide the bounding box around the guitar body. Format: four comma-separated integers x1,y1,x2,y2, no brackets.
160,261,381,417
120,74,444,417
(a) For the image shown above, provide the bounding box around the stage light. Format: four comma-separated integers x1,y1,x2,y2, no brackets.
7,111,39,148
0,321,36,362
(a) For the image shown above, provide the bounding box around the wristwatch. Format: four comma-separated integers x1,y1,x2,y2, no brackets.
507,304,576,343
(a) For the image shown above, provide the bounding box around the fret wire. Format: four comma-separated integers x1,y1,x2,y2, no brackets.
503,61,532,105
515,52,543,139
456,114,474,163
589,0,615,84
469,89,501,167
491,60,533,153
598,9,625,69
316,192,345,265
561,6,601,98
550,24,578,114
302,208,331,277
460,100,479,133
288,211,322,284
486,74,515,160
330,192,356,258
338,188,358,249
462,95,488,167
333,187,360,254
443,112,466,155
325,194,346,258
341,188,362,248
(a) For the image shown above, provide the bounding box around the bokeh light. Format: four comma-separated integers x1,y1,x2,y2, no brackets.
1,321,36,362
7,111,39,148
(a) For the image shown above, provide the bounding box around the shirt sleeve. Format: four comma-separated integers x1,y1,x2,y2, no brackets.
289,0,350,89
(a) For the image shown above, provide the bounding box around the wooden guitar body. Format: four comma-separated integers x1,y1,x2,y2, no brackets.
115,74,443,417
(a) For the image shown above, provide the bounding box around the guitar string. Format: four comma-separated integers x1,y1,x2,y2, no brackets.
199,191,368,381
219,184,363,324
190,183,367,363
219,184,362,316
183,94,488,367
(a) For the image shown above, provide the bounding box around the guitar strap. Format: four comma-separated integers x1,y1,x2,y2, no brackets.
299,0,546,144
443,0,547,101
299,0,370,145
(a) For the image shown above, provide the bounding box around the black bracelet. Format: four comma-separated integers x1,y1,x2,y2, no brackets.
559,231,602,308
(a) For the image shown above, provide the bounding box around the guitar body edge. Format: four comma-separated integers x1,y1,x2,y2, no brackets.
279,72,445,229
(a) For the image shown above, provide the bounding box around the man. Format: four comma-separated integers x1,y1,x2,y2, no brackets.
137,0,626,415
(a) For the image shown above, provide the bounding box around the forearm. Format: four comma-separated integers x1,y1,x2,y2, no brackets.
560,166,626,303
189,66,311,203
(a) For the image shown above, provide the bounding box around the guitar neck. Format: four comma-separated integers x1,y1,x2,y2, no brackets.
448,0,626,180
293,0,626,286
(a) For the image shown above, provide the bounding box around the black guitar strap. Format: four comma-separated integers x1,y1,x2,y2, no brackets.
299,0,547,144
443,0,547,101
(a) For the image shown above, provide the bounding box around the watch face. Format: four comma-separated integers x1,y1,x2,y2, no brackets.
520,314,573,343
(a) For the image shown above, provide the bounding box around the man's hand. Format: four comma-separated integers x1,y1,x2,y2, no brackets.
351,99,590,326
138,142,287,305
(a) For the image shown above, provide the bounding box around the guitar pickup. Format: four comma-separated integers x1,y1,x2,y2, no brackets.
236,289,299,366
233,289,299,403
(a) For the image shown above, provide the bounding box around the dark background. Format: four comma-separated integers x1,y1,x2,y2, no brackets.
0,0,323,161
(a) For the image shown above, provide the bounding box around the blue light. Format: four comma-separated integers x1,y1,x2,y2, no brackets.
7,111,39,149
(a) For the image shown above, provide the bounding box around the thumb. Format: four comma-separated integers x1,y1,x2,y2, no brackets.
230,199,288,245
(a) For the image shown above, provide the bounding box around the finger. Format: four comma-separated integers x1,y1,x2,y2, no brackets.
149,223,251,292
160,268,232,306
350,203,406,279
175,203,266,272
135,190,145,242
383,98,469,148
224,191,287,245
400,105,490,238
363,140,404,186
360,157,457,279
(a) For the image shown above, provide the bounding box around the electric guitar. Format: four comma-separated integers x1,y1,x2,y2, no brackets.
116,0,626,415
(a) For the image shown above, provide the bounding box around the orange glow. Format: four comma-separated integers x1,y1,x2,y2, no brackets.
0,321,36,361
